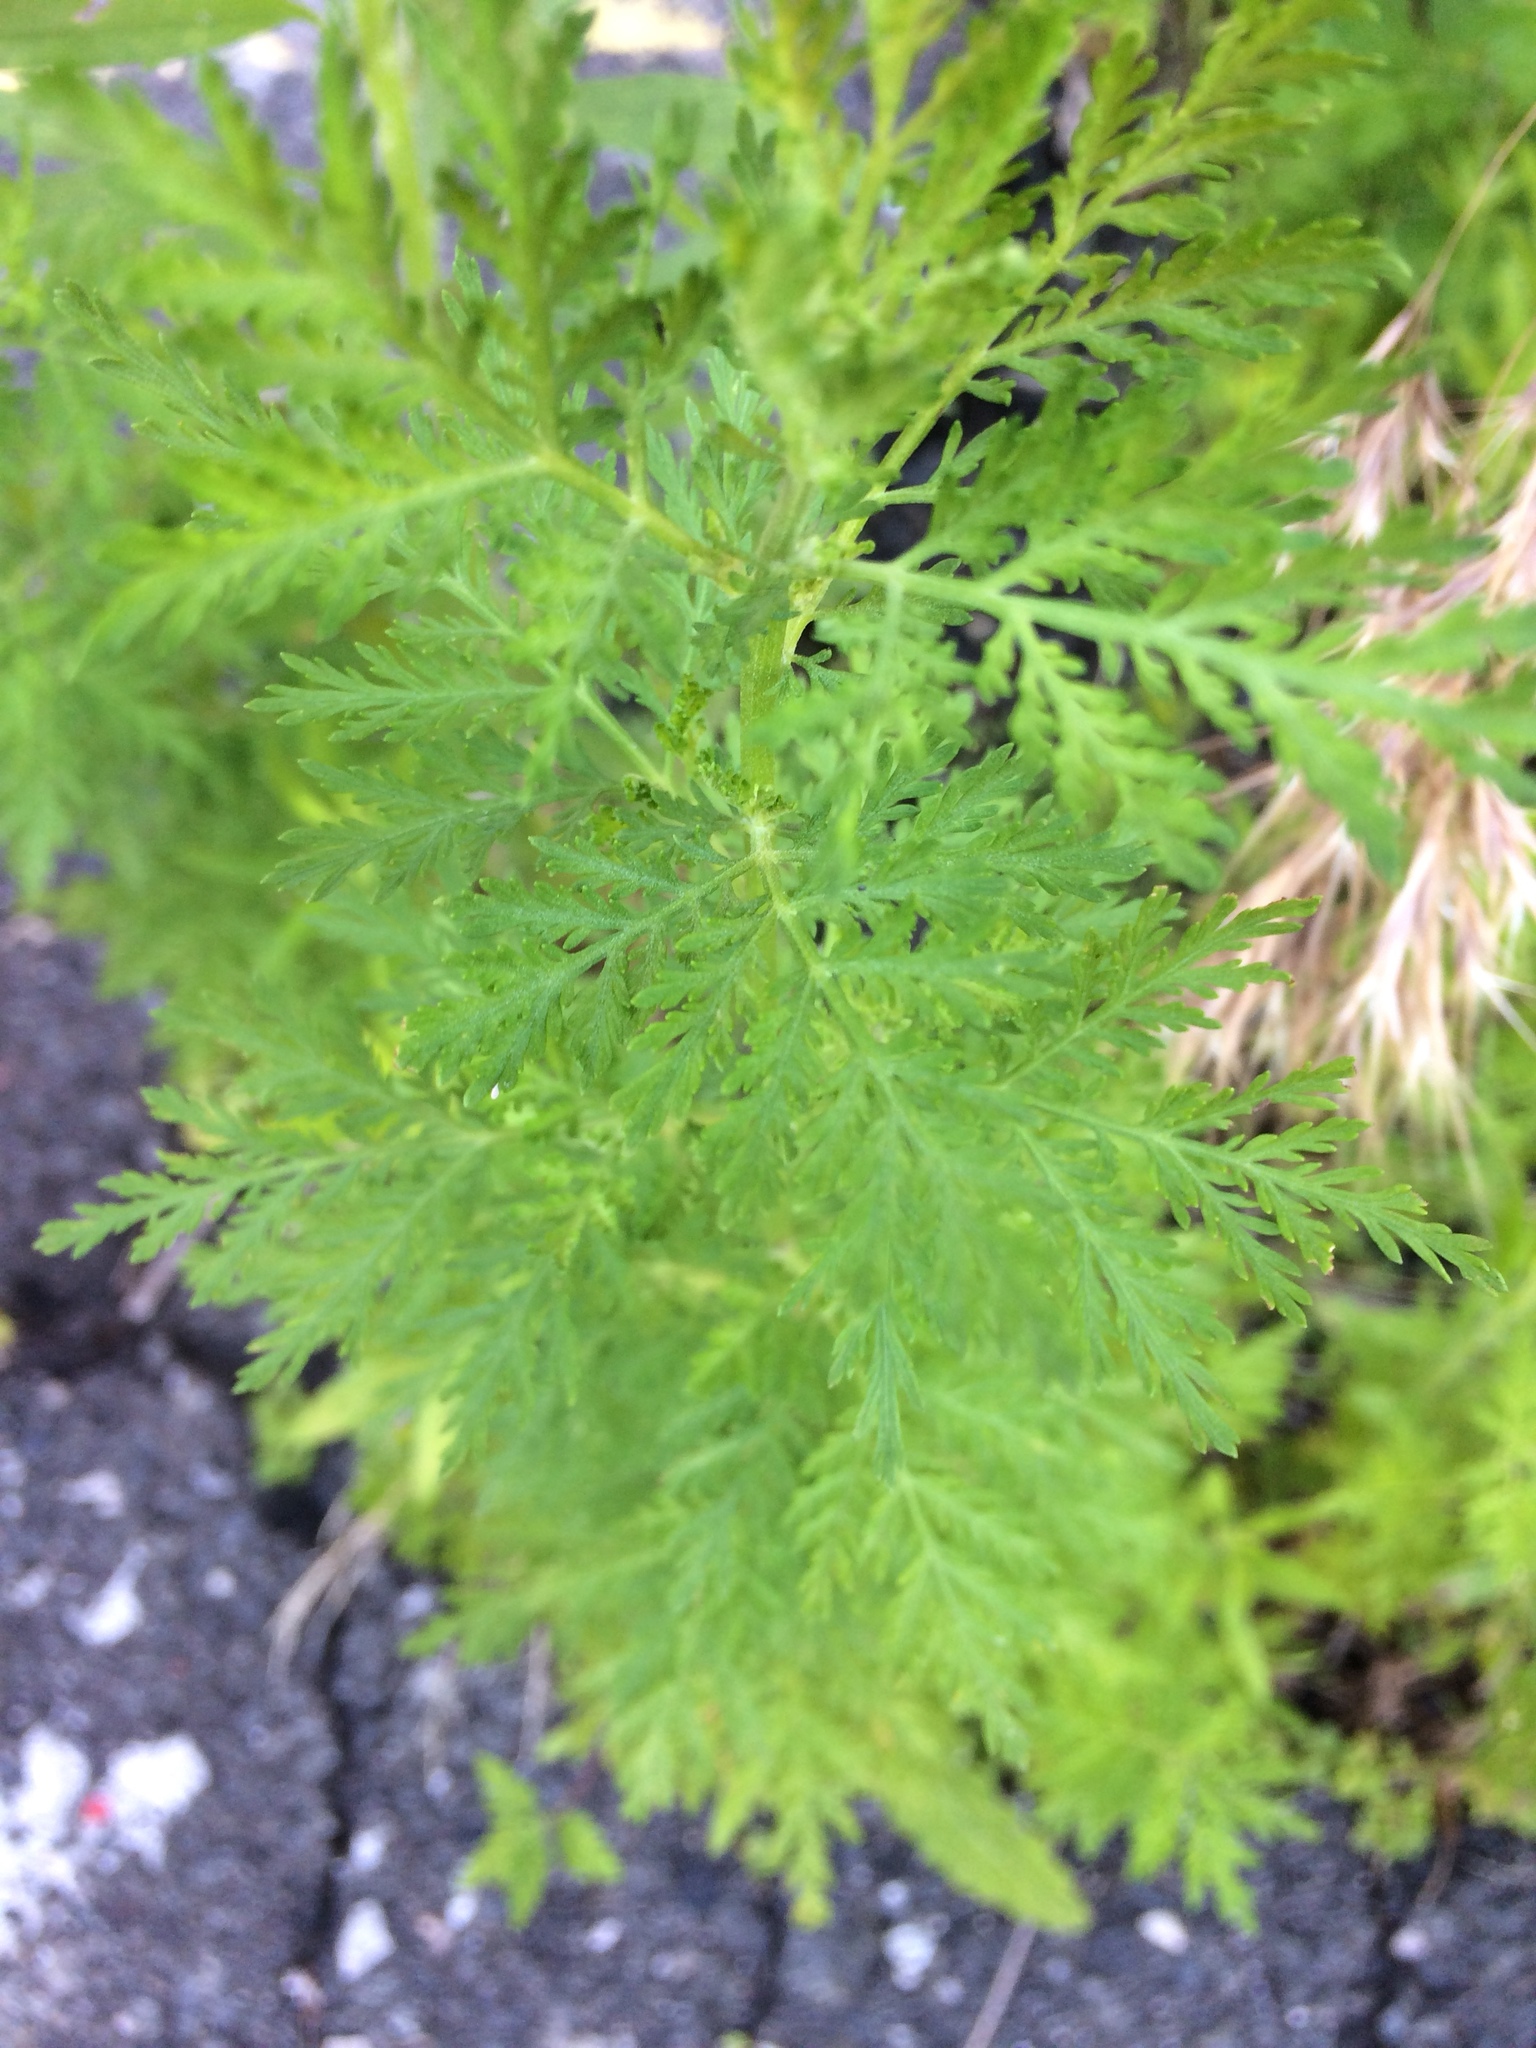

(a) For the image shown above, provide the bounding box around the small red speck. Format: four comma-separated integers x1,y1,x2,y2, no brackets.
78,1791,112,1826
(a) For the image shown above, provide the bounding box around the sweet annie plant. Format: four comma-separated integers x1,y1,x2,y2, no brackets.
8,0,1533,1925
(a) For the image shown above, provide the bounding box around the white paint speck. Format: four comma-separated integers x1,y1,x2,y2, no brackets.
100,1736,211,1869
883,1919,941,1991
59,1470,125,1519
443,1889,479,1933
1389,1923,1431,1963
0,1727,90,1953
877,1878,912,1915
336,1898,396,1983
347,1823,390,1875
5,1566,53,1611
0,1728,202,1955
201,1567,237,1600
67,1545,148,1647
583,1915,624,1954
1136,1908,1191,1957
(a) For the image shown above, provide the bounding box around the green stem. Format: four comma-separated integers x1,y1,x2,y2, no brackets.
573,680,661,782
751,818,882,1054
737,479,814,792
535,449,743,586
353,0,438,312
739,626,782,794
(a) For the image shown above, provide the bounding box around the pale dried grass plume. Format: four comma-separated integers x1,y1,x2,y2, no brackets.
1190,197,1536,1139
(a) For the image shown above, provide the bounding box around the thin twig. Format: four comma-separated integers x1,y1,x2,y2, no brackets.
267,1495,398,1679
962,1922,1037,2048
1369,96,1536,363
119,1218,213,1325
517,1623,553,1766
1412,1780,1464,1914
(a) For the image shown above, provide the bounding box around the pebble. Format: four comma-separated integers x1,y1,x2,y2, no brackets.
67,1544,148,1647
99,1734,212,1869
5,1564,53,1611
347,1822,391,1874
443,1888,479,1932
1389,1922,1432,1962
882,1919,941,1991
59,1469,125,1519
1135,1908,1191,1957
584,1915,624,1954
201,1566,237,1600
337,1897,397,1983
280,1966,325,2014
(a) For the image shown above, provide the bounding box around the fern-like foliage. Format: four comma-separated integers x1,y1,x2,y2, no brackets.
13,0,1515,1924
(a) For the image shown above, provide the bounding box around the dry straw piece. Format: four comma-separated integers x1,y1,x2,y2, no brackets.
1188,114,1536,1139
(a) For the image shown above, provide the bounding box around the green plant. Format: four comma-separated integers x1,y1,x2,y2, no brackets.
1215,0,1536,396
7,0,1529,1928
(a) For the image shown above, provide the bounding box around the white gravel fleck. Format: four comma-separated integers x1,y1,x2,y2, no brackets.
425,1764,452,1801
100,1735,212,1869
1136,1907,1191,1956
883,1919,941,1991
200,1567,237,1600
221,25,316,91
0,1726,90,1956
0,1446,25,1488
321,2037,376,2048
396,1584,436,1624
280,1966,325,2013
877,1878,912,1915
1389,1923,1432,1962
67,1544,148,1647
443,1888,480,1932
336,1898,396,1983
347,1822,390,1875
59,1469,125,1519
4,1565,52,1611
583,1915,624,1954
932,1975,965,2006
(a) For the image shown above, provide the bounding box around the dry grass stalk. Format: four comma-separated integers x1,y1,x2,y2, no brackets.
1189,364,1536,1136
